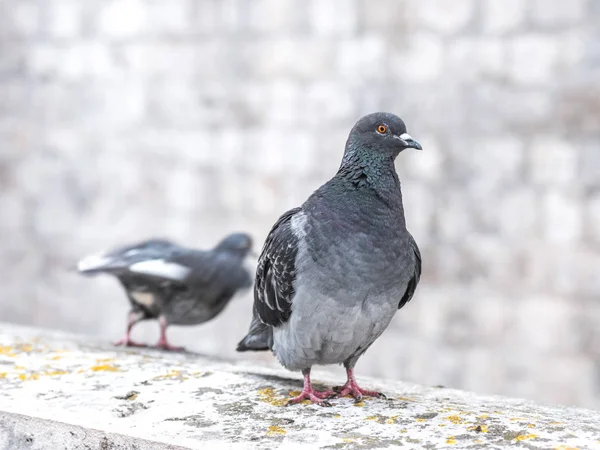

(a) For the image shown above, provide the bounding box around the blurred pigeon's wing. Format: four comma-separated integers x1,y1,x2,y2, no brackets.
397,234,421,310
137,249,250,295
254,207,302,327
128,259,191,281
123,248,212,285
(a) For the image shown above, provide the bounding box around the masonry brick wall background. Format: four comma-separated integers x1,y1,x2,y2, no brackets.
1,0,599,408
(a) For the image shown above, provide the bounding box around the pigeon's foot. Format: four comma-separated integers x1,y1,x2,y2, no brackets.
113,337,147,347
332,382,386,402
155,317,184,351
331,367,386,402
153,339,185,352
286,388,333,407
287,368,333,407
115,313,145,347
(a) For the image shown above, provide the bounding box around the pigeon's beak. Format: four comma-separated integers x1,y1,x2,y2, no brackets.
393,133,422,150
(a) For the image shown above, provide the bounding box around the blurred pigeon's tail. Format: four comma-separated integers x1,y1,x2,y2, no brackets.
237,313,272,352
77,252,124,275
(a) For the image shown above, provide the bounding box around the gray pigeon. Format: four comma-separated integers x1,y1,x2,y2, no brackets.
237,113,422,406
78,233,253,351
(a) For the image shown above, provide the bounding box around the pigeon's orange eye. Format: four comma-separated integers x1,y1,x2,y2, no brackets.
377,124,387,134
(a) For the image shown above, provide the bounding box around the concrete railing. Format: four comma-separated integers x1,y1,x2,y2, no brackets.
1,323,599,449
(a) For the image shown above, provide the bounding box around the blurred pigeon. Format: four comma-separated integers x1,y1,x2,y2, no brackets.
78,233,253,351
237,113,422,406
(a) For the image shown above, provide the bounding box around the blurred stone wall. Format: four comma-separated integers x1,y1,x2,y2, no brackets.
1,0,599,408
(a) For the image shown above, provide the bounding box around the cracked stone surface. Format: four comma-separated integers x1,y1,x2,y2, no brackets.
1,323,599,449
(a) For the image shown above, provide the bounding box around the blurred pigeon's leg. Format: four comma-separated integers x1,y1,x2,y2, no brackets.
331,365,386,402
286,368,333,407
153,316,184,351
114,311,146,347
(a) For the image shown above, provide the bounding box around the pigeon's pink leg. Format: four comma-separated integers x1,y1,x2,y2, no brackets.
114,312,146,347
331,367,386,402
287,369,334,407
153,317,185,351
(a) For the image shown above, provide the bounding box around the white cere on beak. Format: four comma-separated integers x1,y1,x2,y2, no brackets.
399,133,414,141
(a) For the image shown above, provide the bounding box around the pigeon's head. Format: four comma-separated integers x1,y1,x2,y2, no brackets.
215,233,254,257
346,112,422,158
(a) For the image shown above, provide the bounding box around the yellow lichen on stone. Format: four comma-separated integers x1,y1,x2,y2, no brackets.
477,414,489,419
548,421,564,425
257,388,288,407
445,415,464,425
45,370,68,376
515,434,538,441
386,416,398,424
467,425,488,433
334,414,341,419
266,426,287,436
528,423,536,428
152,370,186,380
96,358,115,363
48,355,62,361
446,436,457,445
365,416,378,421
343,438,354,443
416,418,427,423
353,401,365,407
0,345,16,357
18,373,40,381
554,446,578,450
0,373,6,379
397,396,415,402
90,364,120,372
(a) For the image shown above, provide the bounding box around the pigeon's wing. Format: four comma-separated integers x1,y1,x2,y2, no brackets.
128,249,223,286
254,207,302,327
398,234,421,310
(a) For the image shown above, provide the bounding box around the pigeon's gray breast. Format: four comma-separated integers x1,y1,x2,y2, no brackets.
271,202,416,371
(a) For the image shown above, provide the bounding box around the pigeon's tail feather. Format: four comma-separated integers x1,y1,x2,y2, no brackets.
77,252,129,275
236,314,272,352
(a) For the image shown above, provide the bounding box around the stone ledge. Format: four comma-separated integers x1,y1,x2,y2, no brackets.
0,412,188,450
0,323,599,450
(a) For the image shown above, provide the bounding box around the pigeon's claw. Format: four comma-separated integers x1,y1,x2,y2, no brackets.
286,389,333,407
331,383,384,401
311,389,336,399
330,368,386,402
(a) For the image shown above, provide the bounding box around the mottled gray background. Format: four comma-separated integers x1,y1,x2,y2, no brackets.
1,0,599,409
